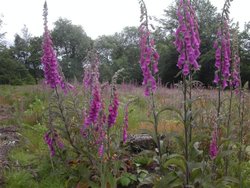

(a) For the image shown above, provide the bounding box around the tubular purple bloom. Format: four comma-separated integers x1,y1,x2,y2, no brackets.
138,2,159,96
84,85,101,128
44,130,64,157
174,0,201,76
213,21,231,89
41,2,66,90
209,128,218,160
231,54,241,93
107,91,119,128
123,104,129,143
98,144,104,157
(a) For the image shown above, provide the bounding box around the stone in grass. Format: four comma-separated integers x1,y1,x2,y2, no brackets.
126,134,156,153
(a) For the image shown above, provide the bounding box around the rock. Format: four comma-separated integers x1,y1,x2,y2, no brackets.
126,134,156,153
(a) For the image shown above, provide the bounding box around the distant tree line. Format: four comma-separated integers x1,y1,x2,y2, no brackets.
0,0,249,86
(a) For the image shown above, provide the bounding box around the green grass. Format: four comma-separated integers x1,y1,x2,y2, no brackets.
1,84,250,187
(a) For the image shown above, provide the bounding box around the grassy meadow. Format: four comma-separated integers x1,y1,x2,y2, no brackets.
0,84,250,187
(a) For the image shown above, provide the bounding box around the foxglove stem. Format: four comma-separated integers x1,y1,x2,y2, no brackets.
55,87,80,154
138,0,161,160
188,74,193,143
183,76,190,186
224,88,233,176
175,0,200,185
238,89,244,188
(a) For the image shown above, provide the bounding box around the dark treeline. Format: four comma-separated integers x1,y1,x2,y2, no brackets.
0,0,250,87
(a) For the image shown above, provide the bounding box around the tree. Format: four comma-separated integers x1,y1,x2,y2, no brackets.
94,27,142,83
0,49,34,85
0,17,6,51
239,22,250,87
12,26,43,84
51,18,93,80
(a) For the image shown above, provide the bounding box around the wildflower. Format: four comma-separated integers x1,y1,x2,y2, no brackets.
174,0,201,76
209,128,218,160
123,104,129,143
139,1,159,96
231,53,241,93
98,144,104,157
41,2,66,90
107,90,119,128
84,84,101,128
44,130,64,157
213,21,231,89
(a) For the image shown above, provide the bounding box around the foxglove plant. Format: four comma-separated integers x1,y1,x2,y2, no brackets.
138,0,162,159
138,0,159,97
225,28,240,175
82,51,122,158
214,0,232,119
82,51,104,157
174,0,200,186
42,1,77,157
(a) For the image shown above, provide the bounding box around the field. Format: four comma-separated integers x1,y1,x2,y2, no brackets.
0,84,250,188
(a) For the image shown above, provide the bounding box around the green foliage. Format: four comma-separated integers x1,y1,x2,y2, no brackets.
0,49,35,85
52,18,93,81
4,170,38,188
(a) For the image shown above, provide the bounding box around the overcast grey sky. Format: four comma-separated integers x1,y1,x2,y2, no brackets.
0,0,249,43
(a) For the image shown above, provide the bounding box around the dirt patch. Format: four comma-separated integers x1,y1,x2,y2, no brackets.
0,105,12,122
0,126,19,185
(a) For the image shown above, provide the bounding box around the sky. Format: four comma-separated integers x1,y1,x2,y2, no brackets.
0,0,249,44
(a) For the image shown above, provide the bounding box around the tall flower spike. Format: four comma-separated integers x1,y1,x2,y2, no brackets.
213,21,231,89
213,0,233,89
107,90,119,128
231,28,241,93
107,69,123,128
209,127,218,160
138,0,159,96
81,51,105,157
174,0,201,76
41,2,67,90
123,103,129,143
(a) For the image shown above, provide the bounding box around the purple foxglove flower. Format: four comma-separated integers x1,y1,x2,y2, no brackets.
41,2,67,91
44,130,64,157
108,90,119,128
84,85,101,127
139,10,159,96
123,104,129,143
209,128,218,160
231,54,241,93
213,21,231,89
174,0,201,76
98,144,104,157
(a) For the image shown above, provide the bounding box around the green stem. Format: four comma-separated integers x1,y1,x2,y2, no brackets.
55,87,80,155
238,89,244,188
150,92,161,159
107,126,110,159
183,76,190,187
225,88,233,176
188,74,193,143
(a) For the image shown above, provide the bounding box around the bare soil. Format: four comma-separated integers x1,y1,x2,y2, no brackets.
0,104,19,186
